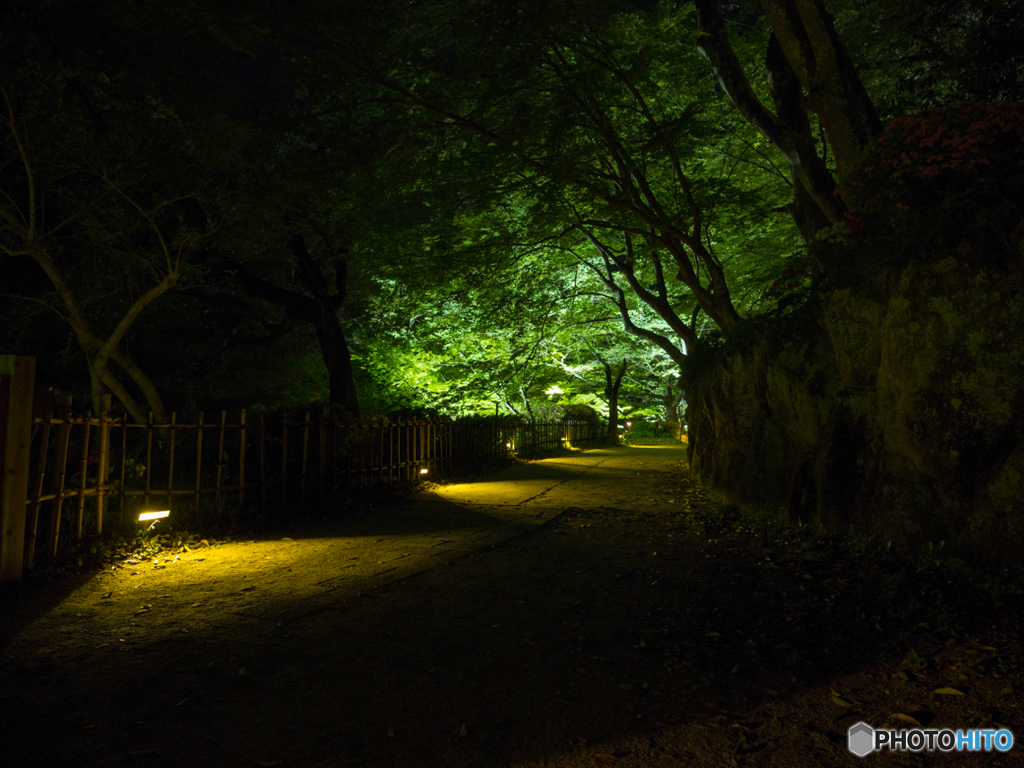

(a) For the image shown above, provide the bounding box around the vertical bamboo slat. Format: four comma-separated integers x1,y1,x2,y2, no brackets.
359,422,366,490
144,411,154,510
239,409,246,509
76,411,91,540
259,413,266,504
118,414,127,525
26,399,53,569
331,409,339,493
50,396,73,556
301,410,310,503
167,412,176,510
215,410,226,508
319,407,327,496
346,423,353,488
281,414,289,505
195,412,204,517
96,395,110,534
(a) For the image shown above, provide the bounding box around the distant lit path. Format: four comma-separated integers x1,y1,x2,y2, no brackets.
420,444,688,511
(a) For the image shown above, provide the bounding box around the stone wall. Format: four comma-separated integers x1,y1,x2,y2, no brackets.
687,257,1024,555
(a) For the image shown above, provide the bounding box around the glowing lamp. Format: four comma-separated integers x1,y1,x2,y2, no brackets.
419,468,428,475
138,510,170,521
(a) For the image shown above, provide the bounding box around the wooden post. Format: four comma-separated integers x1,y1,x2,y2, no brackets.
319,407,328,496
144,411,154,510
51,396,72,556
0,356,36,584
118,414,127,525
27,392,52,569
96,394,110,534
331,408,339,494
259,413,266,504
239,408,246,509
281,413,289,505
75,411,91,540
427,421,434,474
166,411,176,511
215,410,226,509
195,412,204,517
301,409,310,504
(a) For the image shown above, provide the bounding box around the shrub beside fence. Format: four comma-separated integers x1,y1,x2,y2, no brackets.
16,395,603,570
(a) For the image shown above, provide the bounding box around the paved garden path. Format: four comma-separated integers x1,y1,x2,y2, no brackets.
1,445,694,768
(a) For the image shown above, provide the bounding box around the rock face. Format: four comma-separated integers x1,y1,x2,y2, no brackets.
687,258,1024,554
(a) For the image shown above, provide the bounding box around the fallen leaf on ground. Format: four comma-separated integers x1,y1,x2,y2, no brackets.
890,713,922,726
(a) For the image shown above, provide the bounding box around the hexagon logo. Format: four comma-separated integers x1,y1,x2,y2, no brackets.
848,722,875,757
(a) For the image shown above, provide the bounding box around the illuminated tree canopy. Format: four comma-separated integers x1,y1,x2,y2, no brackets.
2,0,1019,423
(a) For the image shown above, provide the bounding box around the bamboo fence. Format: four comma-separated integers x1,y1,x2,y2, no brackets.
21,396,603,567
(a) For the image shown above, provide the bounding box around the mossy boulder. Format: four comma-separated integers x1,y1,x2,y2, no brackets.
688,257,1024,556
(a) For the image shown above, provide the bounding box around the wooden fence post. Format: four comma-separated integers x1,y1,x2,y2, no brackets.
216,410,226,509
118,414,127,525
319,407,328,496
144,411,154,510
195,411,204,517
259,413,266,505
96,394,110,534
301,410,310,504
26,390,52,569
0,355,36,584
281,413,289,505
75,410,91,540
51,395,72,556
239,408,246,509
166,411,176,511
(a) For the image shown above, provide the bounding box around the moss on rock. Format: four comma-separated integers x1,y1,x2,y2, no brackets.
688,257,1024,557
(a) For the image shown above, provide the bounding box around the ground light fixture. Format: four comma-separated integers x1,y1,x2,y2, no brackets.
138,509,170,532
420,468,428,475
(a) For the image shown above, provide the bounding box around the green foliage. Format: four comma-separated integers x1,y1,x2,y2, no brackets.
4,0,1019,432
835,0,1024,117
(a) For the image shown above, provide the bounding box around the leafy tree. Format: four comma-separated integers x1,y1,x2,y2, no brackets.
311,0,806,343
833,0,1024,116
0,28,215,423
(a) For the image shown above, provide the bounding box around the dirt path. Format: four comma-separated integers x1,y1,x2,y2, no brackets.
1,445,1022,767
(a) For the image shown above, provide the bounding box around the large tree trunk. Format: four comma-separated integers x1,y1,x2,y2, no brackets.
760,0,881,187
694,0,881,237
290,235,361,418
663,381,683,424
603,360,627,446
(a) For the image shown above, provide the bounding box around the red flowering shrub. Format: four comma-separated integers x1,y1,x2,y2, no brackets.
846,102,1024,258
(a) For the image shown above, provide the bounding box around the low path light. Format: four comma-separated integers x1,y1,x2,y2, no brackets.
138,509,169,532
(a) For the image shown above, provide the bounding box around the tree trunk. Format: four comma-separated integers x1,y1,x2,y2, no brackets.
663,381,683,424
694,0,881,236
28,244,171,425
603,360,627,446
290,235,361,418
